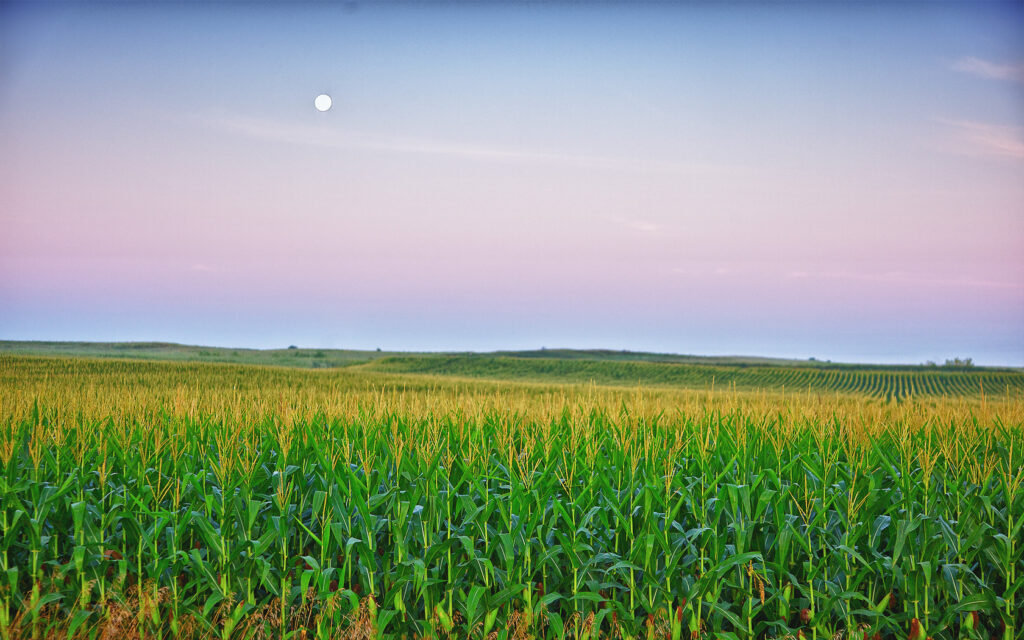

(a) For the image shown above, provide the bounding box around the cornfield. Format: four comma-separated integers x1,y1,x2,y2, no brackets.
362,356,1024,402
0,355,1021,640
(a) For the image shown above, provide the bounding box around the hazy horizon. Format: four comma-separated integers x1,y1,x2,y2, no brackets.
2,2,1023,366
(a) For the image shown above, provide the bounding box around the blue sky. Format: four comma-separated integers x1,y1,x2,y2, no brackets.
1,1,1022,364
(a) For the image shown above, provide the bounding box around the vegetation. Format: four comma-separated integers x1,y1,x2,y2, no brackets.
0,355,1021,640
0,343,824,370
362,355,1024,401
0,341,398,369
2,343,1021,402
923,361,977,370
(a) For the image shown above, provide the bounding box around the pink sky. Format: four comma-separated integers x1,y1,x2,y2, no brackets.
1,3,1022,363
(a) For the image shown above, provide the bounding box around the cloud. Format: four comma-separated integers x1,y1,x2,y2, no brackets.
208,114,610,165
952,56,1024,83
935,118,1024,159
796,269,1023,291
200,113,749,177
607,216,661,233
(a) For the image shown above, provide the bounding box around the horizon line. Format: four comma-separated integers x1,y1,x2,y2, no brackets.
2,338,1020,370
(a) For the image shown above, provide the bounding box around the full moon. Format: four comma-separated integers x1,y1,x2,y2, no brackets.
314,94,332,112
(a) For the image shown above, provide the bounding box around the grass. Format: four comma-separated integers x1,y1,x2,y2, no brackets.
0,342,829,370
0,354,1021,640
0,341,399,369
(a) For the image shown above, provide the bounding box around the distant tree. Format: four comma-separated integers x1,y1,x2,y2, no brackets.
288,345,298,350
376,347,382,352
943,357,974,368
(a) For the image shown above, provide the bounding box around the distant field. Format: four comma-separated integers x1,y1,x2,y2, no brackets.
2,341,1021,400
361,354,1024,400
0,340,397,368
0,341,823,369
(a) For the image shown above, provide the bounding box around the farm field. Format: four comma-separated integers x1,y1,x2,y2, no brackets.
358,355,1024,402
0,354,1022,640
3,342,1022,401
0,342,822,370
0,341,402,370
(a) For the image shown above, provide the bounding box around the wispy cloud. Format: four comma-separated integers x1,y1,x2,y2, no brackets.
952,56,1024,83
200,113,749,177
790,269,1023,291
673,265,1021,290
935,118,1024,159
210,114,570,162
668,264,742,277
607,216,661,233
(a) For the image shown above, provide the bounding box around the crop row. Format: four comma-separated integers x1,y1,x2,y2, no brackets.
362,356,1024,400
1,402,1021,640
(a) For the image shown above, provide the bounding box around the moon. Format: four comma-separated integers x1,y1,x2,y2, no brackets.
314,94,332,112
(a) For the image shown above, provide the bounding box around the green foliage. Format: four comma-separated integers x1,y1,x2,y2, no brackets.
945,358,975,368
0,420,1021,637
1,344,1020,404
0,356,1021,639
0,341,397,369
365,355,1024,401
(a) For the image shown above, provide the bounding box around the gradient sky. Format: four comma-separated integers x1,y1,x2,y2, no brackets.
2,2,1023,364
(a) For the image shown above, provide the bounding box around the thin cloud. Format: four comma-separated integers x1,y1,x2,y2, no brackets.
935,118,1024,159
675,266,1021,290
200,113,750,177
667,265,744,277
800,269,1023,291
607,216,661,233
952,56,1024,83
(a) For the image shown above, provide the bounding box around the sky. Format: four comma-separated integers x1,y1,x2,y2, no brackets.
1,2,1023,365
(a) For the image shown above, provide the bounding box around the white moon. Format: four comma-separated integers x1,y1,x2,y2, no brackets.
314,94,332,112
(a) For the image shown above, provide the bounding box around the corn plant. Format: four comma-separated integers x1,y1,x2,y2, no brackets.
0,355,1021,639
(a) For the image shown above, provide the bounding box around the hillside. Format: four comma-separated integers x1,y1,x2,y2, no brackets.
0,340,397,368
360,354,1024,400
2,341,1020,399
